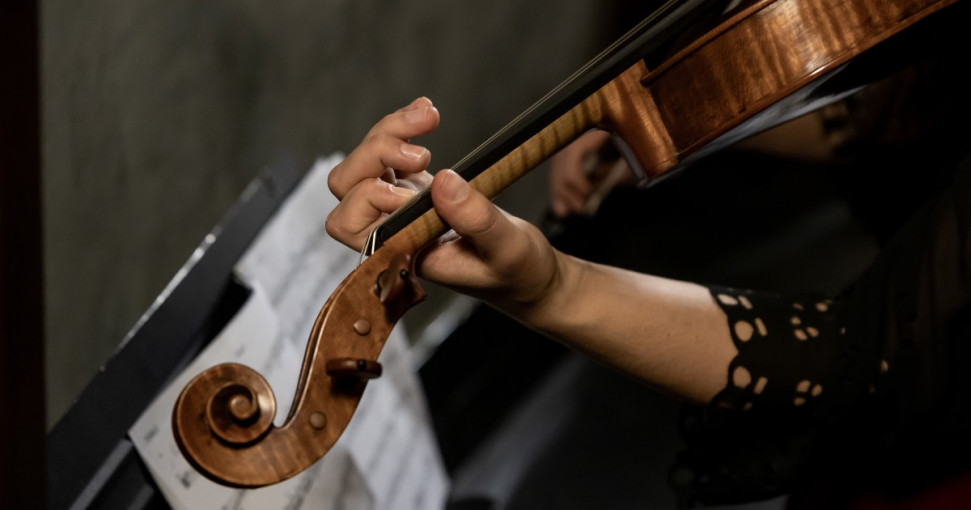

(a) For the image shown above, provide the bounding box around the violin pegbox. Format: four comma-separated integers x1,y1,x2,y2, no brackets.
171,236,426,488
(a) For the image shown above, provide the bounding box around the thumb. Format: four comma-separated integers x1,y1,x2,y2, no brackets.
430,169,513,262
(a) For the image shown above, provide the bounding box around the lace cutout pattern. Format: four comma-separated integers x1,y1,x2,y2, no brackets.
710,286,845,413
669,286,850,508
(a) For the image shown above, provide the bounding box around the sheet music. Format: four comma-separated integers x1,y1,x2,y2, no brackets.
129,154,449,510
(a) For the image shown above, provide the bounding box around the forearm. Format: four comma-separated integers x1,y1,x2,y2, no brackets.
509,251,736,405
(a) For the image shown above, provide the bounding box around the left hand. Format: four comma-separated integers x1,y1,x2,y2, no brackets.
326,98,563,312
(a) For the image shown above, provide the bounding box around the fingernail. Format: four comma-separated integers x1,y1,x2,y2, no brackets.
400,143,427,160
439,170,469,202
390,184,416,198
407,96,432,109
406,105,428,123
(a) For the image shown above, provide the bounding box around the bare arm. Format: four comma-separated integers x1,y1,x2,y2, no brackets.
527,255,735,404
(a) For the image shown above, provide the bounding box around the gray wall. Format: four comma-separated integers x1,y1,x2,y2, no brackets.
42,0,631,428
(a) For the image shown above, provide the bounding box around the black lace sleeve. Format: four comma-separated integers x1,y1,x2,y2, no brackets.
669,287,860,508
670,153,971,509
705,288,849,414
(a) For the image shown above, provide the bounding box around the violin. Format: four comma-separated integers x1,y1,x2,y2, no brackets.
172,0,958,487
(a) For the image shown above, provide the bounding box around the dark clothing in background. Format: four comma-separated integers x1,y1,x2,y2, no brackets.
674,151,971,508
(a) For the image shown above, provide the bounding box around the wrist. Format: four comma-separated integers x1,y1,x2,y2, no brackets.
503,249,583,333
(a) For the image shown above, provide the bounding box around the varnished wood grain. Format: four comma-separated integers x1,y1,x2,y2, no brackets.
173,235,425,487
646,0,955,160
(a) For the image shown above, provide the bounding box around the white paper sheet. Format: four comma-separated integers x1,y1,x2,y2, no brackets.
129,154,449,510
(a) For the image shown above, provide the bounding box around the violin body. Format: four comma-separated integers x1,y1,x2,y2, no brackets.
172,0,958,487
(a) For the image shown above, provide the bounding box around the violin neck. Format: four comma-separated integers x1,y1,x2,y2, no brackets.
362,0,724,256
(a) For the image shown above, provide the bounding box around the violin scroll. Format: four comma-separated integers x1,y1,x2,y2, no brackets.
171,235,426,487
195,363,276,446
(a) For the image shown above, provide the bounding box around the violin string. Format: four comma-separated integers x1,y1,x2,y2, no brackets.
372,0,708,253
